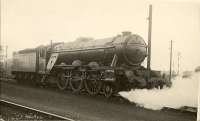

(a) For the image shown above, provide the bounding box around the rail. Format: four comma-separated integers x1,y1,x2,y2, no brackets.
0,99,75,121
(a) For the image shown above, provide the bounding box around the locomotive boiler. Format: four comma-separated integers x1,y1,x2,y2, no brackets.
53,31,147,67
12,31,167,97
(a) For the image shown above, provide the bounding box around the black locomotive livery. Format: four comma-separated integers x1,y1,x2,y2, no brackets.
12,32,168,97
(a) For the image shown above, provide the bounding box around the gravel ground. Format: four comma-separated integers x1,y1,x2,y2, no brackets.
0,81,197,121
0,101,61,121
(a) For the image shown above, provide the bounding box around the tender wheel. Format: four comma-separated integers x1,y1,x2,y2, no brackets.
30,74,35,81
23,73,28,82
69,71,84,93
29,74,36,85
57,71,70,90
103,83,113,98
16,73,22,83
17,73,24,83
84,75,102,95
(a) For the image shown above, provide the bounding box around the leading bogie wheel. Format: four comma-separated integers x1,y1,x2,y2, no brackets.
103,83,113,98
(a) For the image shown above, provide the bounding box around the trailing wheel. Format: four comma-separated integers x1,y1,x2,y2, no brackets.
103,83,113,98
35,74,42,85
69,71,84,93
84,74,102,95
57,71,70,90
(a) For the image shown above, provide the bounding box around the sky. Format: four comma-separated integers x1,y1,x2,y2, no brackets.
1,0,200,71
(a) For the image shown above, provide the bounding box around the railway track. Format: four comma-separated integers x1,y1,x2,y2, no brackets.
0,79,197,121
0,77,197,114
0,99,75,121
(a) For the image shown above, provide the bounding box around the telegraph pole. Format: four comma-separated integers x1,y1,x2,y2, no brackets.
169,40,173,82
172,59,174,75
50,40,53,53
177,52,181,75
5,45,8,76
147,4,152,81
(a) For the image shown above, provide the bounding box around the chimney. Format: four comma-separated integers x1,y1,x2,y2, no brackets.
122,31,132,36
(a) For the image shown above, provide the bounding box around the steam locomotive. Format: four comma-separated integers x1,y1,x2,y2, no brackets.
12,32,167,97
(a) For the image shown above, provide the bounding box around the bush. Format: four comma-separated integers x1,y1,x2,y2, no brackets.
195,66,200,72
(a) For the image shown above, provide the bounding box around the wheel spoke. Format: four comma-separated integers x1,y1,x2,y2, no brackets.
69,71,84,93
57,71,69,90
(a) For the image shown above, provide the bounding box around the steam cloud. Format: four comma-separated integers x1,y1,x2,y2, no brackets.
119,72,200,110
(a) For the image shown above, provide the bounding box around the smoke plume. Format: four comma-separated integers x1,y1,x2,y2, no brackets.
119,71,200,110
